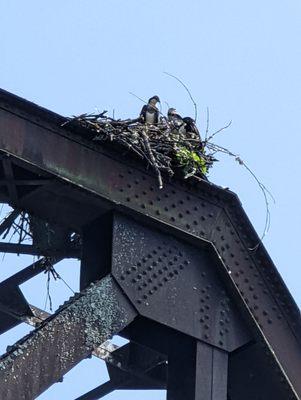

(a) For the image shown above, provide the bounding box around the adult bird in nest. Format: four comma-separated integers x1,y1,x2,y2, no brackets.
140,95,161,124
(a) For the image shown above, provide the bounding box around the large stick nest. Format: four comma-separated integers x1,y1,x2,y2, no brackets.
63,112,216,188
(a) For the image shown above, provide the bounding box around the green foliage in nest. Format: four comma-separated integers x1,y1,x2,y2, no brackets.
175,146,208,178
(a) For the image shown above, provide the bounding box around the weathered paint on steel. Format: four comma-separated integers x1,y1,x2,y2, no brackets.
0,90,300,399
0,275,137,400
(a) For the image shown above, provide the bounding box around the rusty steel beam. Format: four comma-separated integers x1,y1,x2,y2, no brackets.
0,179,52,186
2,158,19,206
0,275,137,400
0,89,300,399
0,209,20,236
0,242,79,257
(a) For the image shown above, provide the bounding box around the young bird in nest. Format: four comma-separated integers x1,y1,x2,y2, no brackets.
140,96,161,124
168,108,201,141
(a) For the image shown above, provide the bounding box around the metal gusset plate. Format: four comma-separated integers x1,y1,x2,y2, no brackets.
0,275,137,400
0,89,300,398
112,214,250,352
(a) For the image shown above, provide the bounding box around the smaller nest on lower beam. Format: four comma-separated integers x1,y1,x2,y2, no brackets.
63,113,216,189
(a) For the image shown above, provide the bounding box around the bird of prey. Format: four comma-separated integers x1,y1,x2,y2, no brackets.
140,96,161,124
168,108,202,142
167,108,186,134
182,117,201,141
167,108,183,125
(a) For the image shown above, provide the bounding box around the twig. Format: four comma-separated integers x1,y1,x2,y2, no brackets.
163,71,198,122
140,129,163,189
206,141,274,248
205,107,210,141
205,120,232,143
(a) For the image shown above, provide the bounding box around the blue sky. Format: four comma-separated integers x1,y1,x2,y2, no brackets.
0,1,301,398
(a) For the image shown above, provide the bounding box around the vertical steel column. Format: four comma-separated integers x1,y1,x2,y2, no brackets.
167,340,228,400
80,213,113,290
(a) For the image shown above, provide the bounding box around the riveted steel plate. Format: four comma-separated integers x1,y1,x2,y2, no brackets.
112,214,250,352
0,89,301,398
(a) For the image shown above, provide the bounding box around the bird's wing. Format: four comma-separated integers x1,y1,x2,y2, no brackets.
139,105,147,120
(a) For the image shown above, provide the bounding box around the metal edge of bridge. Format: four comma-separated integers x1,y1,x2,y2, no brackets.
0,88,300,399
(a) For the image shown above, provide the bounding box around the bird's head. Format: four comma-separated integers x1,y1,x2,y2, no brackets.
148,95,160,105
167,108,179,121
167,108,177,116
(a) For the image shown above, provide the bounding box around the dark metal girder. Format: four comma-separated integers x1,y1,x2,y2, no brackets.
76,344,166,400
0,89,300,399
0,275,137,400
0,234,80,288
0,242,80,257
0,209,20,236
0,178,52,186
2,158,19,206
75,370,165,400
111,213,250,352
75,380,118,400
106,341,166,388
167,340,228,400
0,285,33,334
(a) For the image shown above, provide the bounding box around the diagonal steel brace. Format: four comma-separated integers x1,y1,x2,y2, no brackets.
0,274,137,400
